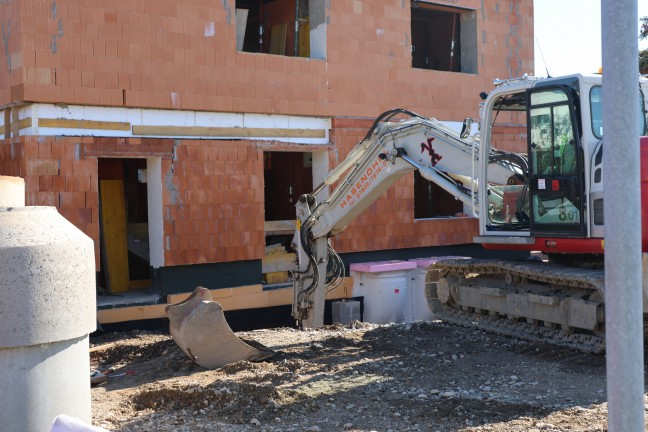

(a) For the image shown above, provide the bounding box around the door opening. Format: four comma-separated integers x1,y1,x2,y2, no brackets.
97,158,151,296
262,151,313,285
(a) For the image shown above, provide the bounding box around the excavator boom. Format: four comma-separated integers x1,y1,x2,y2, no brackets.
292,108,527,328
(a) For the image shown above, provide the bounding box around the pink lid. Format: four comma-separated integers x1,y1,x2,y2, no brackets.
350,260,417,273
408,256,469,268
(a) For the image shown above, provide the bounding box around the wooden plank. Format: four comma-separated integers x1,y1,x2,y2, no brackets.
265,219,297,235
11,107,20,136
218,290,290,311
331,277,354,298
19,117,32,130
97,304,168,324
132,125,326,138
100,180,130,293
298,20,310,57
270,23,287,55
3,108,9,138
166,284,264,305
39,118,131,131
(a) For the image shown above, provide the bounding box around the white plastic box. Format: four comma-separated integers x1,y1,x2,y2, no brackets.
350,260,417,324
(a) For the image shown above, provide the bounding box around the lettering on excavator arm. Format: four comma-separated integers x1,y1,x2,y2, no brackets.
339,157,388,210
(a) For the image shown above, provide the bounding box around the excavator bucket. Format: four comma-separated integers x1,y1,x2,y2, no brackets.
165,287,274,369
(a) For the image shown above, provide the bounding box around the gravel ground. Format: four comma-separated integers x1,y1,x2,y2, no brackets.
90,320,648,431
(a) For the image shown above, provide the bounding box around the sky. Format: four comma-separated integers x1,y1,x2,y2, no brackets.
533,1,648,77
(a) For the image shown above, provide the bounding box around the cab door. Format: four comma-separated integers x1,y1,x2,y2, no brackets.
527,85,585,237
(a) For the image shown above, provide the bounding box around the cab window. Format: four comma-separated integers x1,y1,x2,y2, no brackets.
529,91,576,176
590,86,646,138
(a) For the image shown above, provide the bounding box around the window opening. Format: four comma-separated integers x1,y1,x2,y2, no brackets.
410,3,477,73
414,171,464,219
236,0,325,59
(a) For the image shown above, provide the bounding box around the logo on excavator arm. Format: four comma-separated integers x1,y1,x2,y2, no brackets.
421,137,443,166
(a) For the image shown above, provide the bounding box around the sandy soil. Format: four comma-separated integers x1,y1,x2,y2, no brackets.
90,320,647,431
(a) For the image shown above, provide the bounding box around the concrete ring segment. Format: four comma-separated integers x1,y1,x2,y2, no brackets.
0,206,96,347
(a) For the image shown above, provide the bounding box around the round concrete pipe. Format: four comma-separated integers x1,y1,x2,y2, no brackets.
0,177,96,432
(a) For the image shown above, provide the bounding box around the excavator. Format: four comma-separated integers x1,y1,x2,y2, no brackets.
291,73,648,354
168,73,648,368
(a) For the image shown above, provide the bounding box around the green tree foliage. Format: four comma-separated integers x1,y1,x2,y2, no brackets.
641,16,648,75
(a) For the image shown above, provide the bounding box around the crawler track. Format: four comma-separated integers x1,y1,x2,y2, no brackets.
428,258,606,353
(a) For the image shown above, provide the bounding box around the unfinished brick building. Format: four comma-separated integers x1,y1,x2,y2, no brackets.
0,0,533,322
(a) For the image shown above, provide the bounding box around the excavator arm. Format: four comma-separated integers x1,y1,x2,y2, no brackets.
292,109,527,328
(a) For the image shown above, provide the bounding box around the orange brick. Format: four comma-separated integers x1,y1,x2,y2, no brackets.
79,207,92,224
38,175,53,191
38,142,52,159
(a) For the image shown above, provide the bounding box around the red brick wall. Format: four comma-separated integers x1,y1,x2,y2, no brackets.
491,124,527,153
0,0,535,271
0,139,25,177
3,137,101,267
1,0,534,120
161,139,265,266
